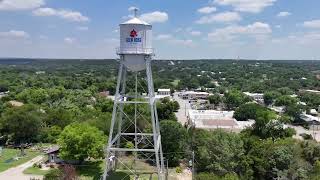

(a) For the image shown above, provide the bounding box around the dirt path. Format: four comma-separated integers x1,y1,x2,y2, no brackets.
0,155,44,180
176,169,192,180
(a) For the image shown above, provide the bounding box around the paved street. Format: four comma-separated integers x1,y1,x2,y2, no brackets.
173,92,192,126
288,125,320,142
0,155,44,180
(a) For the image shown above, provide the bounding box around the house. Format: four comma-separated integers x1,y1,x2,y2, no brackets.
0,91,9,99
46,146,62,164
270,106,286,114
300,113,320,124
157,89,171,96
179,91,210,100
244,92,264,103
310,109,318,115
99,91,110,97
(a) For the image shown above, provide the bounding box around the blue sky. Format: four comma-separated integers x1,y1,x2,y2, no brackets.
0,0,320,60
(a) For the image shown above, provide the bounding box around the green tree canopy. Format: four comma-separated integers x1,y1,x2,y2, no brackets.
193,129,245,176
0,104,43,144
57,123,106,163
234,103,266,121
160,120,187,166
224,90,251,110
208,94,223,106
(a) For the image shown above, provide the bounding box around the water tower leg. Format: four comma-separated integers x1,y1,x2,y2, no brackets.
115,66,127,169
103,62,125,180
146,58,164,179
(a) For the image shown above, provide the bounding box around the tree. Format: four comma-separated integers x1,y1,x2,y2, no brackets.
208,94,222,106
160,120,187,166
234,103,265,121
40,125,62,143
274,95,297,106
277,87,294,96
252,110,295,141
263,91,281,106
285,104,302,122
224,90,250,110
44,108,74,128
156,98,178,121
57,123,106,163
0,104,43,144
193,129,245,176
16,88,49,104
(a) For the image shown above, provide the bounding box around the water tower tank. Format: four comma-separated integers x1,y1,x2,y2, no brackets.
118,16,153,72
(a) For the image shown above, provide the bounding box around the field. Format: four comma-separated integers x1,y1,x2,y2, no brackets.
0,148,40,172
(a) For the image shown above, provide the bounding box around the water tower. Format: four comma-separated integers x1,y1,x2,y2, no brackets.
103,8,165,180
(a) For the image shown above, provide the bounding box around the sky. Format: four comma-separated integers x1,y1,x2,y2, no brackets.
0,0,320,60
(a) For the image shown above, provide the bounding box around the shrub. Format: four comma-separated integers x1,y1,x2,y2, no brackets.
176,167,182,173
44,169,63,180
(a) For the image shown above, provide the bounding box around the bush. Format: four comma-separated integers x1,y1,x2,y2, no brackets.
196,172,239,180
301,133,313,140
176,167,182,173
44,169,63,180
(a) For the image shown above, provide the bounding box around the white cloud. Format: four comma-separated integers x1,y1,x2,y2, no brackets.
33,8,90,22
155,34,194,46
277,11,291,17
190,31,202,36
171,39,194,46
140,11,168,23
155,34,173,40
64,37,76,44
275,25,281,28
0,0,44,11
208,22,272,42
213,0,276,13
197,6,217,14
0,30,29,39
303,20,320,29
77,26,89,31
196,11,241,24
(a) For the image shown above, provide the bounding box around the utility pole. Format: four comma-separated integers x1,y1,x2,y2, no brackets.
192,151,195,180
166,159,169,180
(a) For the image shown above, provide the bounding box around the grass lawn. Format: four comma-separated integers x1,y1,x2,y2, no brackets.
0,148,41,172
23,166,50,175
75,157,168,180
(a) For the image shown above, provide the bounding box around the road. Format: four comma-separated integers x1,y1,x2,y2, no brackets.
173,92,192,126
0,155,44,180
288,125,320,142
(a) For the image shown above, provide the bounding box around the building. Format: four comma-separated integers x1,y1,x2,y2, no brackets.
179,91,210,100
157,89,170,96
244,92,264,103
310,109,318,115
299,89,320,95
0,91,9,99
99,91,110,97
300,113,320,124
46,146,62,164
187,110,254,131
270,106,286,114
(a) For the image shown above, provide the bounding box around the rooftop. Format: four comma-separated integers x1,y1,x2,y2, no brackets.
121,17,150,26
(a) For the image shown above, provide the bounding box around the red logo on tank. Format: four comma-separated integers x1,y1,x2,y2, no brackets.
130,29,138,37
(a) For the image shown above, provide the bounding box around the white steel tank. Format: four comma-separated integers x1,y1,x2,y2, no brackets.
118,15,153,72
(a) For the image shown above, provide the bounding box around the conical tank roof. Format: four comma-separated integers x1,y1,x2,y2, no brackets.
121,17,150,25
